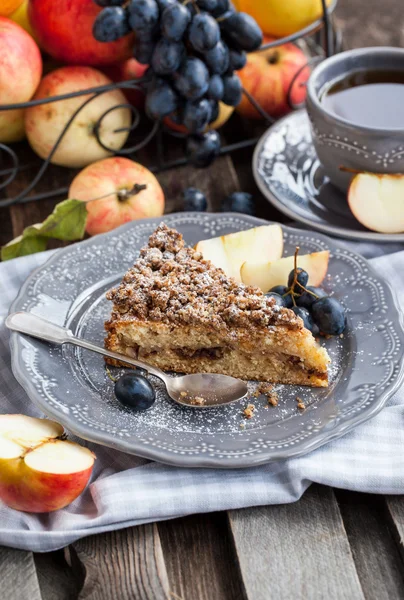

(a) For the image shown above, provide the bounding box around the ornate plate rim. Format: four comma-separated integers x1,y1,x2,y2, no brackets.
252,109,404,243
8,213,404,468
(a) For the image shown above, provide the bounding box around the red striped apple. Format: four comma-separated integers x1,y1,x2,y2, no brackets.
241,251,330,292
28,0,134,66
69,157,165,236
0,415,95,513
25,66,131,168
237,37,309,119
0,17,42,143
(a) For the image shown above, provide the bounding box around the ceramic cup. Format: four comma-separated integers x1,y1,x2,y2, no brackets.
306,47,404,193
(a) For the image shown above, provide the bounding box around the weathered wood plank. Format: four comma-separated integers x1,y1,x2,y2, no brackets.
336,491,404,600
158,512,245,600
228,485,364,600
0,546,42,600
384,497,404,562
70,524,170,600
34,550,81,600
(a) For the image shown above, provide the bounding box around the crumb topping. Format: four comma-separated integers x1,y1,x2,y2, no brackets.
243,403,255,419
106,223,301,331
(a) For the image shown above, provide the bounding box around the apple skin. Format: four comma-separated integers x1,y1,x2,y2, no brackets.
237,38,309,119
10,0,38,42
0,0,23,17
25,66,131,168
69,157,165,236
0,17,42,143
28,0,134,66
234,0,333,38
102,59,148,110
0,443,93,513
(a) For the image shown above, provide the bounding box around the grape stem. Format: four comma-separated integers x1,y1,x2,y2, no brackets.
105,365,118,383
284,246,320,305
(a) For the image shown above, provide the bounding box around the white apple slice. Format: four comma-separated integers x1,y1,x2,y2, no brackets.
195,224,283,282
348,173,404,233
241,251,330,293
0,415,95,513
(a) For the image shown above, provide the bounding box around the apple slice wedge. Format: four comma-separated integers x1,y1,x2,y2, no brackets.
348,172,404,233
241,251,329,293
0,415,95,513
195,224,283,282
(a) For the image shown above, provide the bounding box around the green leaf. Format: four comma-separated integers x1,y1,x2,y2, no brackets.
38,199,87,241
1,199,87,261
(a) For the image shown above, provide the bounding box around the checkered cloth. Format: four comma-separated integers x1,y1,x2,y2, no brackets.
1,239,404,552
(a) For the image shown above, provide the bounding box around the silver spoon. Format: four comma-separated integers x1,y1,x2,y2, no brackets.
6,312,248,409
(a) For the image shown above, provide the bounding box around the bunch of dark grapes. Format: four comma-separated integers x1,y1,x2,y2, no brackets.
266,248,347,337
92,0,263,167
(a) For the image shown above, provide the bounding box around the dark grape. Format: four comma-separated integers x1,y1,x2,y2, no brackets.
291,307,319,335
156,0,177,10
188,13,220,52
221,12,263,51
94,0,126,6
265,292,285,308
92,7,130,42
128,0,159,33
288,267,309,289
183,98,212,133
204,40,229,75
312,297,346,335
297,286,327,310
174,57,209,100
283,293,294,309
197,0,218,10
151,38,185,75
222,191,254,215
133,37,155,64
211,0,233,16
115,373,155,411
146,79,179,119
207,99,219,122
269,285,288,296
207,75,224,100
183,187,208,211
222,73,242,106
228,48,247,71
161,4,191,42
186,130,221,167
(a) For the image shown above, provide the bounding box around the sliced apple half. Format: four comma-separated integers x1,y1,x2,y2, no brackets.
348,173,404,233
241,251,330,293
0,415,95,513
195,224,283,282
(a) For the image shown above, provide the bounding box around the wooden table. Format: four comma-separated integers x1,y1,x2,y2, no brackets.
2,2,404,598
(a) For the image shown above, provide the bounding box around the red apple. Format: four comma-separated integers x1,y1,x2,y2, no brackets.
0,17,42,143
28,0,134,66
0,415,95,513
25,66,131,168
102,59,148,110
237,38,310,119
69,157,165,236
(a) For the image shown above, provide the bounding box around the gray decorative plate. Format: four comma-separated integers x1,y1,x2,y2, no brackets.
253,110,404,243
9,213,404,468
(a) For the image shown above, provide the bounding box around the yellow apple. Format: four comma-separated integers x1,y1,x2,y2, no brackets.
0,415,95,513
348,173,404,234
234,0,333,38
195,224,283,281
25,66,131,168
9,0,38,42
69,157,165,236
0,17,42,143
241,251,329,292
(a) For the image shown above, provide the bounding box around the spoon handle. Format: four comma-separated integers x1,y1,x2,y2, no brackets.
6,312,168,382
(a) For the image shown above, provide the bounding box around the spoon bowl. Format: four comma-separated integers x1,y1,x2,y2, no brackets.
6,312,249,409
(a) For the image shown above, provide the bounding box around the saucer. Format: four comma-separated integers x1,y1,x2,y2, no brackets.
253,110,404,243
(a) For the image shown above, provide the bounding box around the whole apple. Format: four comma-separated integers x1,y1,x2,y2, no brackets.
25,67,131,168
0,415,95,513
0,17,42,143
102,59,148,110
237,39,309,119
69,157,165,236
28,0,134,66
234,0,333,38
